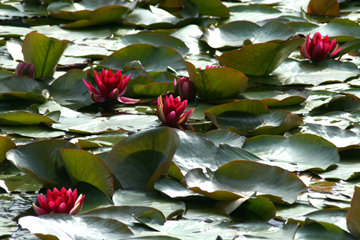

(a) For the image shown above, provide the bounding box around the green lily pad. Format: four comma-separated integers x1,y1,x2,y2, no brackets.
189,0,229,18
216,143,264,167
204,100,303,136
59,149,114,196
229,197,276,222
217,38,304,76
309,94,360,116
300,123,360,150
126,82,173,98
81,205,166,225
19,214,133,239
249,59,359,86
6,140,80,188
203,20,295,49
241,87,312,107
104,127,180,192
22,32,70,79
154,176,204,199
108,33,189,56
171,130,218,178
0,76,47,102
242,133,340,171
171,24,209,55
49,69,93,109
224,4,282,24
202,129,246,148
347,186,360,239
0,125,66,138
183,160,307,203
113,190,185,219
99,44,185,72
0,111,54,127
0,136,15,163
186,62,248,100
310,18,360,43
286,21,319,35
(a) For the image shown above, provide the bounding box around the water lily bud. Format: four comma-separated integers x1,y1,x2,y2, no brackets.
174,77,196,101
15,62,35,78
300,32,341,63
157,94,194,125
83,69,139,104
32,187,85,216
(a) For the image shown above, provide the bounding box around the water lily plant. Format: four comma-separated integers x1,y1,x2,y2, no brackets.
174,77,196,101
32,187,85,216
157,94,194,125
301,32,341,63
15,62,35,78
200,65,225,69
83,69,139,104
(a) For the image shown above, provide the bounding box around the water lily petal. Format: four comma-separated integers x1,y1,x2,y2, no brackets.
118,96,140,104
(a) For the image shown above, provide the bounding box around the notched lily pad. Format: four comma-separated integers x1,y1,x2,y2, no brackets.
183,160,307,203
202,20,295,49
204,100,303,136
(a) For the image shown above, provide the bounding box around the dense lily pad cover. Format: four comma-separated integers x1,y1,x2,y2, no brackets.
2,0,360,239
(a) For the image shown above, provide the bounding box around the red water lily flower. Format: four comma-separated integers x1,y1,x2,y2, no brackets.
157,94,194,125
32,187,85,216
301,32,341,63
173,77,196,101
83,69,139,104
200,65,225,69
15,62,35,78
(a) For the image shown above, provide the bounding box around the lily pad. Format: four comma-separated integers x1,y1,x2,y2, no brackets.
241,87,312,107
6,140,80,188
22,32,70,79
185,61,248,100
242,133,340,171
108,33,189,56
19,214,133,239
126,82,173,98
217,38,304,76
189,0,229,18
99,44,185,72
249,59,359,86
204,100,303,136
203,20,295,49
0,136,15,163
183,160,307,203
224,4,282,24
104,127,180,191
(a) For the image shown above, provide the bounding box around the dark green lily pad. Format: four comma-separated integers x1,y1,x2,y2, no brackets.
241,87,312,107
99,44,185,72
6,140,80,188
113,189,185,219
242,133,340,171
204,100,303,136
171,24,209,55
249,59,359,86
19,214,133,239
203,20,295,49
189,0,229,18
202,129,246,148
0,76,47,102
224,4,282,24
0,136,15,163
108,33,189,56
22,32,70,79
347,186,360,239
59,149,114,196
300,123,360,150
186,61,248,100
0,125,66,138
126,82,173,98
217,38,304,76
309,94,360,116
216,143,264,167
183,160,307,203
104,127,180,192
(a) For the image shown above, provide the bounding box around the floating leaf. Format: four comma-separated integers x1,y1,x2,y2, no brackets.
104,127,180,191
242,133,340,171
307,0,340,16
347,186,360,239
22,32,70,79
183,160,307,203
6,140,80,188
19,215,133,239
0,136,15,163
217,38,304,76
59,149,114,196
99,44,185,72
203,20,295,49
0,110,55,125
204,100,303,136
189,0,229,18
185,61,248,100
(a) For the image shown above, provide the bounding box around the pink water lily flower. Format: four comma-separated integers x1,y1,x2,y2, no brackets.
173,77,196,101
32,187,85,216
301,32,341,63
83,69,139,104
200,65,225,69
157,94,194,125
15,62,35,78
